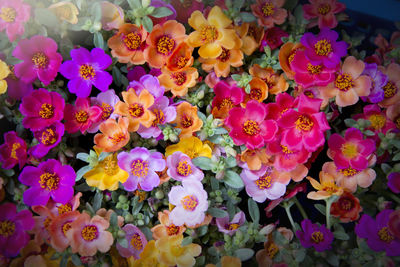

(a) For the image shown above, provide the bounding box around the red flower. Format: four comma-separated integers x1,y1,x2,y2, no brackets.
330,191,362,222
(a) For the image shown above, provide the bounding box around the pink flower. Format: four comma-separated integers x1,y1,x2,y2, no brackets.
260,27,288,51
251,0,287,29
116,224,147,259
225,100,278,150
303,0,346,29
171,0,204,24
264,92,295,121
211,80,244,120
166,151,204,182
0,0,30,42
64,97,102,134
0,131,27,169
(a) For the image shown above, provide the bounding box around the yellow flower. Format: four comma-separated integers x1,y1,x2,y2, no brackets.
165,136,212,158
83,153,129,191
128,240,167,267
48,1,79,24
306,171,344,200
206,256,242,267
0,60,10,95
187,6,242,59
156,234,201,267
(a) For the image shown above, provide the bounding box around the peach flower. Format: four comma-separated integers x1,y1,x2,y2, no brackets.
251,0,287,28
249,64,289,95
235,22,265,56
158,67,198,97
199,47,243,77
172,102,203,138
151,210,186,240
306,171,344,200
94,117,130,152
279,42,304,80
378,63,400,108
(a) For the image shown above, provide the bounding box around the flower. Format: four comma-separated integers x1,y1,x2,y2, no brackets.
251,0,288,28
355,209,400,256
361,63,387,103
158,67,199,97
116,224,147,259
378,63,400,108
387,102,400,130
249,64,289,95
107,23,148,65
388,210,400,240
206,256,241,267
303,0,346,29
306,171,343,200
94,117,130,153
127,74,165,100
0,0,30,42
100,1,124,30
84,153,129,191
171,0,204,23
354,104,396,138
59,47,113,98
144,20,187,68
48,210,80,252
235,22,264,56
18,159,75,206
149,0,177,25
167,151,204,182
168,180,208,227
240,148,271,171
388,172,400,193
199,47,243,77
165,42,194,72
260,27,288,51
165,136,212,158
64,97,102,134
187,6,242,58
88,89,120,133
172,101,203,138
296,219,334,252
4,65,33,100
20,88,65,131
66,212,114,256
216,211,245,236
0,203,34,257
48,1,79,24
12,35,62,85
151,210,186,240
30,122,65,158
225,100,278,149
0,131,27,169
118,147,166,191
211,80,244,119
128,240,166,267
0,59,9,94
330,191,362,223
279,42,304,80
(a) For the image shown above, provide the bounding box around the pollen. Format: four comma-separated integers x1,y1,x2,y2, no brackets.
341,142,358,159
307,63,322,75
339,198,353,211
200,25,219,43
226,223,240,231
335,73,354,91
378,227,394,243
109,132,126,145
40,128,57,145
101,103,113,120
39,172,60,191
176,160,192,177
58,203,72,215
368,114,386,130
171,72,187,86
39,103,55,119
314,39,333,56
123,32,141,50
181,195,199,211
75,110,88,123
102,156,119,176
217,47,230,62
181,114,194,128
0,7,16,22
129,103,144,118
255,174,272,189
81,225,98,241
151,109,165,127
243,120,260,136
175,56,189,69
395,116,400,129
281,145,293,154
382,81,397,98
166,224,180,235
130,233,143,250
250,88,263,101
317,4,331,15
10,142,21,160
156,35,175,55
0,220,15,238
79,64,95,80
267,242,279,258
311,231,324,244
131,159,149,178
32,52,49,69
62,222,72,237
219,98,233,109
295,115,314,132
339,166,359,177
262,3,275,17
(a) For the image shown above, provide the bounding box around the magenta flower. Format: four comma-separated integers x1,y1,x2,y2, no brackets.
0,131,27,169
168,180,208,227
353,104,396,138
211,80,244,119
59,47,112,98
5,69,33,101
20,88,65,131
355,209,400,256
64,97,102,134
166,151,204,182
116,224,147,259
0,0,30,42
328,127,376,171
127,66,161,81
12,35,62,85
388,172,400,193
88,89,120,133
18,159,75,206
296,219,334,252
216,211,245,236
301,28,348,68
0,203,34,257
260,27,288,51
127,74,165,100
361,63,387,103
265,92,295,121
303,0,346,29
225,100,278,149
30,121,64,159
117,147,166,192
278,94,330,152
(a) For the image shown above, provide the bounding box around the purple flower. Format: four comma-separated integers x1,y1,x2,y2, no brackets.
0,131,27,169
127,74,165,100
0,203,34,257
20,88,65,131
240,165,287,203
137,95,176,138
355,209,400,256
116,224,147,259
361,63,387,103
88,89,120,133
29,121,64,158
296,219,334,252
12,35,63,85
216,211,245,236
388,172,400,193
117,147,166,192
5,70,33,101
301,28,348,68
59,47,112,98
166,151,203,182
168,180,208,227
127,66,161,81
18,159,75,206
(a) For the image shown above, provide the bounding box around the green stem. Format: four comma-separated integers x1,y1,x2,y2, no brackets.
325,196,339,229
293,196,308,220
387,192,400,205
283,202,296,230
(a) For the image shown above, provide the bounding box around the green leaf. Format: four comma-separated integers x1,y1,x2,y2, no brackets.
76,152,89,162
393,152,400,161
110,212,118,228
151,7,173,18
314,204,326,215
234,248,254,261
76,165,92,181
139,226,153,240
118,238,129,248
127,0,142,9
142,16,153,32
71,254,82,266
224,170,244,189
207,207,228,218
98,152,109,161
92,2,102,22
326,252,339,266
381,163,392,174
344,118,357,127
197,111,207,122
294,248,306,262
60,254,69,267
34,8,59,28
131,197,144,215
248,198,260,224
233,0,245,8
225,156,237,168
231,74,241,81
93,32,104,49
333,231,349,240
239,12,256,22
283,0,299,10
227,201,235,221
192,157,213,170
181,236,193,246
214,127,228,135
210,177,219,191
197,225,208,237
364,130,375,136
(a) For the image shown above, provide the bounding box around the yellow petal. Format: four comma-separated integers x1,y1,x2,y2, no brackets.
188,10,208,31
307,191,330,200
0,80,7,94
218,29,242,50
306,176,322,190
187,31,205,48
198,42,222,59
207,6,231,29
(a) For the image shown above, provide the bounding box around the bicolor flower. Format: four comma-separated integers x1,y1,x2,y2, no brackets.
64,97,102,134
211,80,244,120
88,89,120,133
303,0,346,29
116,224,147,259
151,210,186,240
172,101,203,138
167,151,204,182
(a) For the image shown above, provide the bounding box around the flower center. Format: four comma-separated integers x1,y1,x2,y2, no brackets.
39,172,60,191
62,221,72,236
39,103,55,119
295,115,314,132
102,157,119,176
318,4,331,15
151,109,165,127
226,223,240,230
10,142,21,160
382,81,397,98
219,98,233,109
175,56,188,69
341,142,358,159
369,114,386,130
81,225,98,241
314,39,332,56
311,231,324,244
304,91,315,98
32,52,49,69
131,159,149,178
44,217,52,230
176,160,192,177
0,7,16,22
172,72,187,86
281,145,293,154
156,35,175,55
130,233,143,250
307,63,322,75
288,49,299,64
267,242,279,258
181,114,193,128
262,3,275,17
101,103,113,120
217,47,230,62
40,128,57,145
243,120,260,136
255,174,272,189
378,227,394,243
58,203,72,215
335,73,354,91
339,166,359,177
339,198,353,211
123,32,141,50
166,224,180,235
128,103,144,118
79,64,96,80
395,116,400,129
181,195,199,211
182,0,192,8
0,220,15,238
75,110,88,123
109,132,126,145
250,88,263,101
201,25,219,43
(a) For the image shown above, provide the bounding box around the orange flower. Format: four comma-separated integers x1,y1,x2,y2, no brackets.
107,24,148,65
144,20,187,68
187,6,242,58
199,47,243,77
49,211,80,252
240,148,271,171
151,210,186,240
242,77,269,106
279,42,304,80
249,64,289,95
94,117,130,152
235,22,265,56
158,67,199,97
306,171,344,200
172,102,203,138
378,62,400,108
165,42,194,72
114,89,155,132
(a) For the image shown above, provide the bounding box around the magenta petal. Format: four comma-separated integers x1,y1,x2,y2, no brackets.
23,186,50,206
139,171,159,191
51,186,74,204
70,47,91,64
261,120,278,142
91,48,112,69
59,61,79,79
350,156,368,171
334,153,350,169
18,166,41,186
93,71,112,92
344,127,363,140
328,133,345,151
245,100,265,122
282,128,302,151
278,109,298,128
303,129,324,152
